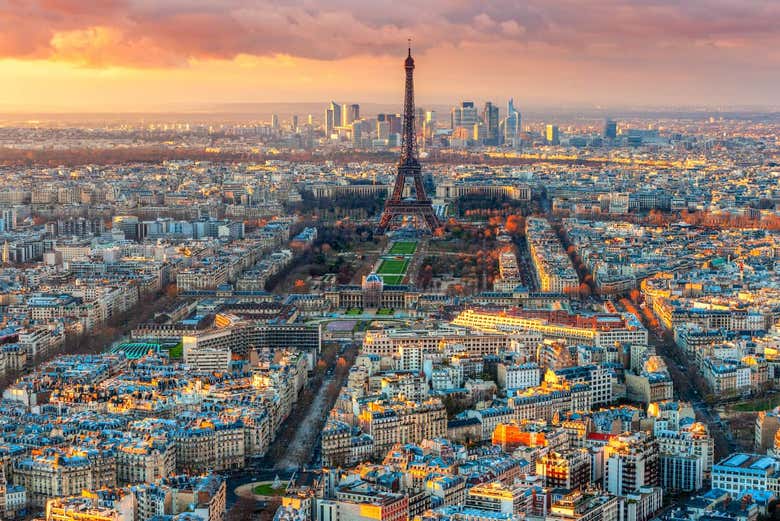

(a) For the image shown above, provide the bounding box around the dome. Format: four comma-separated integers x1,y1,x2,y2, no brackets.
365,273,382,283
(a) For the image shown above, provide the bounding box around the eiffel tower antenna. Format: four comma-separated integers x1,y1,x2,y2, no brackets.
378,42,439,233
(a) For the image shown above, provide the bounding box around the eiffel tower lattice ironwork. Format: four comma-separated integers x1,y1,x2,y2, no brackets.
378,43,440,233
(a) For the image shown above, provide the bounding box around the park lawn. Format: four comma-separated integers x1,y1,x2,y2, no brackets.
167,342,183,359
389,241,417,255
731,395,780,412
253,483,287,496
376,308,394,315
380,275,404,285
378,258,409,275
345,308,363,315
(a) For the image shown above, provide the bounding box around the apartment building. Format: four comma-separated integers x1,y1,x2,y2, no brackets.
452,309,648,348
536,449,592,490
358,399,447,457
14,448,117,508
603,432,660,497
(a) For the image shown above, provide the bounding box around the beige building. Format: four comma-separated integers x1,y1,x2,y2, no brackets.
14,449,117,508
358,399,447,458
173,419,245,473
114,439,176,486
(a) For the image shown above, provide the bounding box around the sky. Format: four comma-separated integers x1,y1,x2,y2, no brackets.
1,0,779,112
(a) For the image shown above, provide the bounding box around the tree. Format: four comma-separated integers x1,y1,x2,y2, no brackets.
165,284,179,299
417,264,434,289
505,214,524,235
227,496,258,521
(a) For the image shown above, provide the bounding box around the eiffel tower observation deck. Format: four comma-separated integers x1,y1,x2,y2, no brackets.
378,43,440,234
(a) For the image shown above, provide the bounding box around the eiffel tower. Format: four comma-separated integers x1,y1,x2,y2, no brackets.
378,43,440,233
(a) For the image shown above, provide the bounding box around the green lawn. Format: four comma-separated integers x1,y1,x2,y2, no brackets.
253,483,287,496
376,308,394,315
731,395,780,412
380,275,404,285
377,258,409,285
378,258,409,274
389,241,417,255
167,342,183,359
346,307,363,315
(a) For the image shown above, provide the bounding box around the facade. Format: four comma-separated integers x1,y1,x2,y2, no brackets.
363,327,521,358
554,365,614,407
321,421,374,468
547,489,619,521
536,449,592,490
114,439,176,486
497,362,540,391
453,309,648,349
509,378,593,423
526,217,578,294
172,420,245,473
14,449,117,508
660,453,702,493
465,481,524,514
711,453,780,495
358,399,447,457
603,433,659,497
319,484,408,521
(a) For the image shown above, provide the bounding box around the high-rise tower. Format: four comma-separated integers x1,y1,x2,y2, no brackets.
378,44,439,233
502,98,521,144
483,101,499,145
325,101,341,135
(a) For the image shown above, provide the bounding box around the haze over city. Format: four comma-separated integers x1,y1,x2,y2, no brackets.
2,0,780,112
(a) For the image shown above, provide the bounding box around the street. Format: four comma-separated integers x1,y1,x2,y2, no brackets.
650,331,737,459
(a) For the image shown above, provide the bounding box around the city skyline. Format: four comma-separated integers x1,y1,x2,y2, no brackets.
1,3,780,521
2,0,780,112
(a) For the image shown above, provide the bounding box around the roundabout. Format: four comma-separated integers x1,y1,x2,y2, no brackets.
234,480,288,501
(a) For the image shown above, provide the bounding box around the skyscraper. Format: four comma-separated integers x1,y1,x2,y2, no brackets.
377,113,401,140
292,115,299,131
451,102,478,131
473,122,486,143
502,98,521,145
348,104,360,125
546,124,560,145
604,119,618,139
387,114,402,135
326,101,342,135
423,110,436,141
351,121,362,145
270,114,279,129
416,108,425,137
376,114,391,140
339,103,360,127
483,102,500,145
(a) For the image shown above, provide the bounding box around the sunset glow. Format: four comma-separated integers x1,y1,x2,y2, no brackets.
2,0,779,111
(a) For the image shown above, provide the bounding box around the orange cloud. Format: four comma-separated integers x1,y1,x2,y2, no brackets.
0,0,777,68
0,1,779,109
